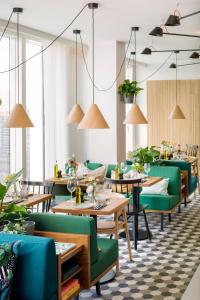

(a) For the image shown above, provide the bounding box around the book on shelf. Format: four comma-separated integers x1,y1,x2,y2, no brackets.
62,261,80,281
61,279,80,299
55,242,76,255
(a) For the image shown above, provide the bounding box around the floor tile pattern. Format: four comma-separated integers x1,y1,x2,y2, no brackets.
80,193,200,299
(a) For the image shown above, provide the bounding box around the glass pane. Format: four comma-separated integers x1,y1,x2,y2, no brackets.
0,37,10,178
26,41,43,180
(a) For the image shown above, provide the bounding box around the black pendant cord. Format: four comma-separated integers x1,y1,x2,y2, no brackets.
75,33,78,104
17,12,20,104
92,7,95,104
134,29,137,103
79,29,133,92
0,4,88,74
0,10,13,43
176,52,178,105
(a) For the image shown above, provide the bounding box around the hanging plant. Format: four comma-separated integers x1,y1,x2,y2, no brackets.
118,80,143,104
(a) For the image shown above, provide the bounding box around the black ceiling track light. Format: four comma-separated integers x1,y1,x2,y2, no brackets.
141,47,200,56
170,62,200,68
165,10,200,26
149,26,200,38
190,52,200,59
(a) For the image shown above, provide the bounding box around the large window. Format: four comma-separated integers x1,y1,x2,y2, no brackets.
0,37,10,178
26,41,43,180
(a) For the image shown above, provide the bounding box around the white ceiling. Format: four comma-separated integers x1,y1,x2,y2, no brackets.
0,0,200,64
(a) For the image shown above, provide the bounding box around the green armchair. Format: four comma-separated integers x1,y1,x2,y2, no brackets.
140,165,181,230
30,213,118,295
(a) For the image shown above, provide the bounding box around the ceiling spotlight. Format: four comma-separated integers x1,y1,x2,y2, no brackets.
149,27,163,37
169,63,177,68
190,52,199,59
141,47,152,55
165,14,180,26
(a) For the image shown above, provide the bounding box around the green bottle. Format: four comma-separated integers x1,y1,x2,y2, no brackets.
54,161,58,178
76,184,82,204
115,162,120,180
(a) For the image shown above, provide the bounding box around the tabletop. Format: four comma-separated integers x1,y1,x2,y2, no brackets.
17,194,52,207
51,196,130,216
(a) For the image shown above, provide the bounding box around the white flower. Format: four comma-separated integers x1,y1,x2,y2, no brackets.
86,185,94,194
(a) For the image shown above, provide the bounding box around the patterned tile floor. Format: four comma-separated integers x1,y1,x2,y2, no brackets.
80,193,200,300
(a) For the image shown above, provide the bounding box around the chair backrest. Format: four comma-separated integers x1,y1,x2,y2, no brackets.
0,233,57,300
30,213,98,265
185,144,198,157
87,162,103,170
21,181,54,194
148,165,181,196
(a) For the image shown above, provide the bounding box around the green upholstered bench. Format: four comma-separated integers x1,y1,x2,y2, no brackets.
30,213,118,294
161,160,198,195
140,165,181,230
0,233,57,300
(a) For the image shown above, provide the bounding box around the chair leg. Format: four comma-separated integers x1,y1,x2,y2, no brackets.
114,212,120,275
160,213,164,231
184,197,187,207
122,208,132,261
95,282,101,296
178,205,181,213
168,213,172,222
143,210,151,240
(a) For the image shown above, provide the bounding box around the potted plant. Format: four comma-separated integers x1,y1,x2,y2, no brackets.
127,146,160,173
118,79,143,104
0,169,35,234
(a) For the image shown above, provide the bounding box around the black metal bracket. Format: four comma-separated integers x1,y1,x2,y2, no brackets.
73,29,81,34
88,3,99,9
132,27,139,31
13,7,23,13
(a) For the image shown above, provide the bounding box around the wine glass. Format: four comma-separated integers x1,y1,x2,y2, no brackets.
120,162,127,174
144,163,151,176
67,179,76,199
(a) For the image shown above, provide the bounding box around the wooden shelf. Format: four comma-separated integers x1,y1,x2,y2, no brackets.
60,245,83,264
61,267,82,286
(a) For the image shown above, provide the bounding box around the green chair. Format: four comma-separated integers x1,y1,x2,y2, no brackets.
140,165,181,230
30,213,118,295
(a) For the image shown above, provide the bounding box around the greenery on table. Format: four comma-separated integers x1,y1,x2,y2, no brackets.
118,80,143,97
128,146,160,172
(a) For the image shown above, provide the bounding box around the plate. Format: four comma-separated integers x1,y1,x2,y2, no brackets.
72,202,94,209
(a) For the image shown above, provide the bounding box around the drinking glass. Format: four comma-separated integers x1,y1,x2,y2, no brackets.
67,179,76,199
144,163,151,176
120,162,127,174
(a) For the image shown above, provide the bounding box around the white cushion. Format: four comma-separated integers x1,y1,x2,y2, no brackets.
140,178,169,195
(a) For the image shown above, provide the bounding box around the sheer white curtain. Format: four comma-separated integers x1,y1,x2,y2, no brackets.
43,42,73,178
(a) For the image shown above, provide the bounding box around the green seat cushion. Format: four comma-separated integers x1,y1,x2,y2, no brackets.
91,238,118,280
87,162,103,170
190,176,198,194
30,213,98,264
140,194,180,211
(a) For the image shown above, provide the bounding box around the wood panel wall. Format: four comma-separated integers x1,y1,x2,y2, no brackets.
147,80,200,157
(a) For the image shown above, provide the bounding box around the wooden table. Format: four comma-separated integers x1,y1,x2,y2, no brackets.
14,194,52,212
52,196,130,220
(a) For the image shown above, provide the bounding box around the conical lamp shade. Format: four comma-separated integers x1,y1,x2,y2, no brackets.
5,104,34,128
78,104,109,129
66,104,84,124
168,104,185,119
123,103,148,124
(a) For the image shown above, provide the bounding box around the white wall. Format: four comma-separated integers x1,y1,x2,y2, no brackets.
81,40,126,164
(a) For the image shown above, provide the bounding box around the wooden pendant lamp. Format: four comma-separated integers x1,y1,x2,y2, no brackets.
124,27,148,125
5,7,34,128
78,3,109,129
168,51,185,120
66,30,84,124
